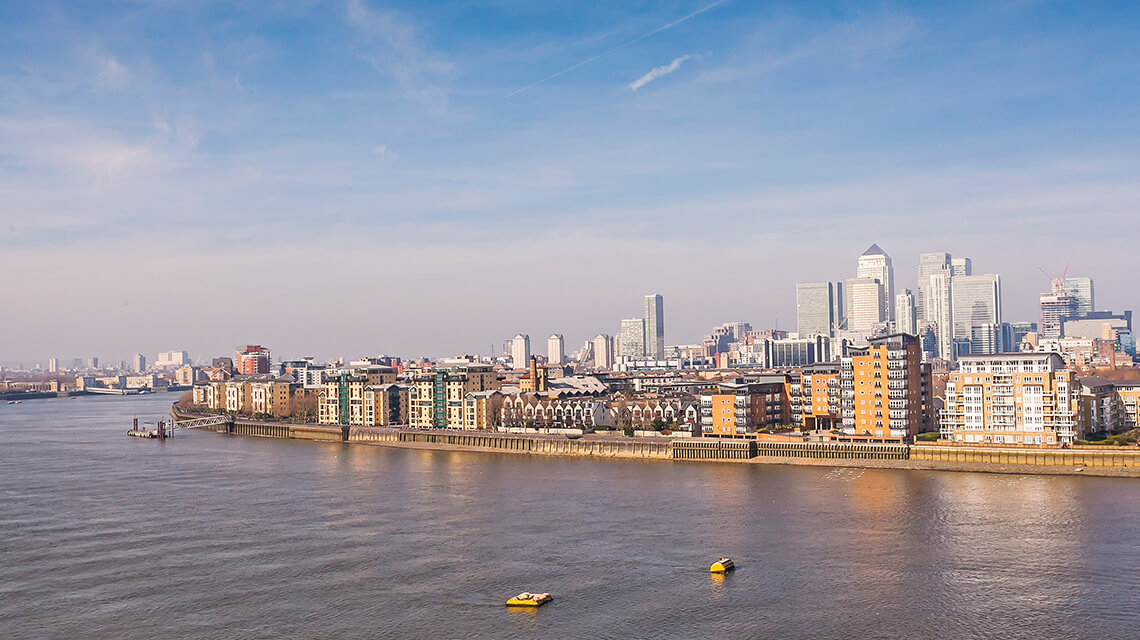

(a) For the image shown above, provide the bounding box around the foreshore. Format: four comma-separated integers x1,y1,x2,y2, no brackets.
170,408,1140,478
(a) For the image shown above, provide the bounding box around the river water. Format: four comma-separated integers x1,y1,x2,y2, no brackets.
2,394,1139,639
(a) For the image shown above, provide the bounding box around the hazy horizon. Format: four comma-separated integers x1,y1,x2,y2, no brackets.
3,1,1138,366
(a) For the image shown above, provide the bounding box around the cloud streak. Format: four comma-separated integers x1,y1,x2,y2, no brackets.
507,0,729,97
346,0,453,113
629,55,693,90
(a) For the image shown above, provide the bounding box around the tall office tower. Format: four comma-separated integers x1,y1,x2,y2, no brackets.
48,358,58,373
857,244,895,321
547,334,565,365
87,357,99,369
593,334,615,370
510,334,531,369
1040,290,1077,339
644,294,665,360
131,353,147,373
620,318,647,359
896,289,917,335
1062,277,1095,316
916,252,951,321
925,272,954,360
845,277,886,333
797,282,842,337
831,280,845,331
952,274,1002,355
950,257,972,277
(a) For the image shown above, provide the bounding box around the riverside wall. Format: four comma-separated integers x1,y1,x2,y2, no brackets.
176,410,1140,476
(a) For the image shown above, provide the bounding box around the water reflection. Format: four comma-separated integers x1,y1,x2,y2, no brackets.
2,396,1139,640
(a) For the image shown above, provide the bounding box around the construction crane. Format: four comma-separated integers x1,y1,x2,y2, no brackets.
1037,262,1070,294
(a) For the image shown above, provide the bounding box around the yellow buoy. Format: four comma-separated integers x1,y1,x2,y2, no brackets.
710,557,735,573
506,592,552,607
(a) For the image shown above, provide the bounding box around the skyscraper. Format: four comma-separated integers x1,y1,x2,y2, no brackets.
845,277,885,333
620,318,646,359
593,334,615,370
1040,291,1076,339
857,244,895,321
952,274,1002,354
48,357,58,373
547,334,564,365
1062,277,1095,316
896,289,917,335
644,294,665,360
510,334,531,369
916,252,951,322
796,282,842,337
132,353,147,372
925,272,954,360
950,257,973,277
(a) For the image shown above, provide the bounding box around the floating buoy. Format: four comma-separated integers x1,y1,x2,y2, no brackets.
506,592,552,607
710,557,735,573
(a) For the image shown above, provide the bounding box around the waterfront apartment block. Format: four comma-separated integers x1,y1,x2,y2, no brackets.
940,353,1078,445
841,333,925,441
317,367,401,426
700,380,789,437
196,375,312,419
408,363,500,429
788,364,841,431
1078,376,1140,434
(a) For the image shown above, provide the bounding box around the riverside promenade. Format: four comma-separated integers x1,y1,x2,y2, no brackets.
171,409,1140,477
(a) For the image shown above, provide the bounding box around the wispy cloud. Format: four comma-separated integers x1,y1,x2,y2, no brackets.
346,0,453,113
507,0,730,97
94,56,130,90
629,54,694,90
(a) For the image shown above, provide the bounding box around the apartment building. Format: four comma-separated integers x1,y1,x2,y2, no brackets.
318,367,400,426
841,333,925,441
941,353,1077,446
1078,376,1140,435
408,364,500,429
700,379,789,437
788,363,841,431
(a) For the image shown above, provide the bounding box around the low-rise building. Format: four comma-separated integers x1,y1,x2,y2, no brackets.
699,379,789,437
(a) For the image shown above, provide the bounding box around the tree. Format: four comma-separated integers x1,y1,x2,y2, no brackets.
651,417,665,431
175,391,195,409
292,395,318,423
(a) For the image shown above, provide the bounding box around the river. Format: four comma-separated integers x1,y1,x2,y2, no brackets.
2,394,1138,639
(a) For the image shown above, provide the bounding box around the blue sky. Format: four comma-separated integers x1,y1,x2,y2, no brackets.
2,0,1139,364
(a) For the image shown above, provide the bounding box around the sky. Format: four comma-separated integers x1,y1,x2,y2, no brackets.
2,0,1139,366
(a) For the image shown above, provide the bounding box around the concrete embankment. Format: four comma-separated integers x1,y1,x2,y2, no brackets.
349,427,672,459
174,410,1140,477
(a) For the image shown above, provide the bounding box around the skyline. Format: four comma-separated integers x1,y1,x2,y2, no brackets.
4,240,1127,367
3,1,1140,363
